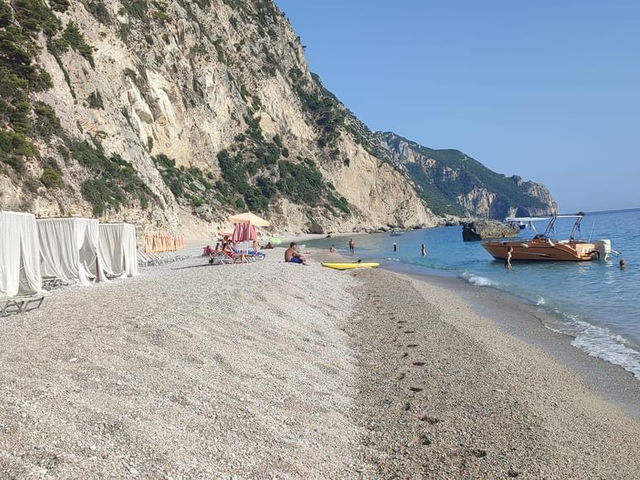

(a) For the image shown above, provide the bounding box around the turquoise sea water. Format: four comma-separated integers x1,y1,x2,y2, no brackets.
308,209,640,379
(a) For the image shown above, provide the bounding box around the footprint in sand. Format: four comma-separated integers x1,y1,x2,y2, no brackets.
401,352,409,358
398,372,406,380
412,361,426,366
420,416,440,425
404,402,411,411
471,449,487,459
397,320,407,324
407,344,418,348
409,386,423,392
420,434,432,446
404,330,416,334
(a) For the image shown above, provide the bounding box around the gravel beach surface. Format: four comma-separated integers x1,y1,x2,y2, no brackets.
0,253,360,479
346,267,640,478
2,250,640,478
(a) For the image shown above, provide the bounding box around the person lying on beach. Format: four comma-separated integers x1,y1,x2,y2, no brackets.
285,242,308,265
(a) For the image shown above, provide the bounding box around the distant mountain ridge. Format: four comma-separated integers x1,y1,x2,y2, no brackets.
374,132,558,219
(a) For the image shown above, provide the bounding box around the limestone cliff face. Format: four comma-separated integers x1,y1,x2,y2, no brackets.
376,132,558,219
0,0,437,236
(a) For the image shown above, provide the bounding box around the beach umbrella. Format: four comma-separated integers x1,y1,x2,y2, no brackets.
228,212,270,227
232,222,258,243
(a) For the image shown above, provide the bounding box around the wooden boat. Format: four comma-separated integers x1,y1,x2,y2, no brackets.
483,214,609,262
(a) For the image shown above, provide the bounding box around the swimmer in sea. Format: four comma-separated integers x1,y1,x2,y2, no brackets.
505,246,513,270
620,259,627,270
421,243,426,256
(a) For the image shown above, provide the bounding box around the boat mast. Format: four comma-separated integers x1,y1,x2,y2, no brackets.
569,213,585,240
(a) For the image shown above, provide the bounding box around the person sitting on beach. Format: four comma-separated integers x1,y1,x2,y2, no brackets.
221,241,233,254
285,242,308,265
264,241,274,249
329,245,336,253
505,246,514,270
620,259,627,270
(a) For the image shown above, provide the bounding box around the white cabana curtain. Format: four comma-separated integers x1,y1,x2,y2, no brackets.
0,211,42,297
37,218,105,286
99,223,138,278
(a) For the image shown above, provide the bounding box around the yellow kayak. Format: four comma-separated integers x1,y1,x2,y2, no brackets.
322,262,380,270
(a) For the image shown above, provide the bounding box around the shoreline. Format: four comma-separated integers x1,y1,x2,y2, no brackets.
415,272,640,419
317,232,640,407
316,247,640,419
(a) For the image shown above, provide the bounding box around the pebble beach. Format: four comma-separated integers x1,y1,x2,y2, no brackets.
2,250,640,478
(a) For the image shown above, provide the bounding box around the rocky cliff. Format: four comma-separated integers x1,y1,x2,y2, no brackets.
0,0,440,236
0,0,555,236
375,132,558,220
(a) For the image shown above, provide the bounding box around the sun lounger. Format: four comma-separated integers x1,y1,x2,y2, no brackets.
1,294,45,317
42,276,63,290
208,251,234,265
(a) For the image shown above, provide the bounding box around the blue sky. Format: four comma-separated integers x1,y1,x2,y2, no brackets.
274,0,640,212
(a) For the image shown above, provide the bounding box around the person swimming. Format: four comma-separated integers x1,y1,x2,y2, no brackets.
421,243,426,256
620,259,627,270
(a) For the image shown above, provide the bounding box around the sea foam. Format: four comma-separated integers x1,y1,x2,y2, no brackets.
461,272,498,287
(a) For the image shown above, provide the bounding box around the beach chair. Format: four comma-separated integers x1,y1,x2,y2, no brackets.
42,276,63,290
1,294,45,317
208,251,233,265
224,249,249,264
137,250,153,267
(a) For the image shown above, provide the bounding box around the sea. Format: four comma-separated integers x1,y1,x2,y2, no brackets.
306,208,640,380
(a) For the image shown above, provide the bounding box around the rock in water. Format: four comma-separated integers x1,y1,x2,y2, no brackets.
462,220,520,241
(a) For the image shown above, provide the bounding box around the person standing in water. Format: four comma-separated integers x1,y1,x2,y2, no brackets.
393,242,397,252
421,243,426,256
620,259,627,269
348,238,355,255
505,246,514,270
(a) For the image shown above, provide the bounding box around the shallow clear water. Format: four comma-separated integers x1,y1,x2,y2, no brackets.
307,209,640,379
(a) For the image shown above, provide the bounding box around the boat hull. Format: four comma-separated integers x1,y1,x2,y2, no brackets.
483,239,597,262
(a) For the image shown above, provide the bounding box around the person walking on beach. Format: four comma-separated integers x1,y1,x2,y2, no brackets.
348,238,355,255
393,242,397,252
505,246,513,270
421,243,426,256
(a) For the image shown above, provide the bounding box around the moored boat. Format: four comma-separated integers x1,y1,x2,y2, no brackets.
483,214,612,262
